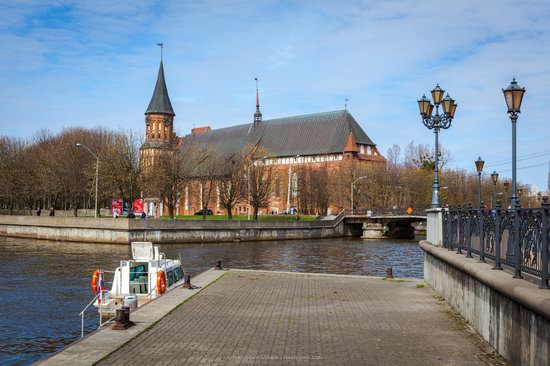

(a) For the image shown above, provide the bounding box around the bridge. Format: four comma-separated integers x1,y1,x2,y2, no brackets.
343,209,427,239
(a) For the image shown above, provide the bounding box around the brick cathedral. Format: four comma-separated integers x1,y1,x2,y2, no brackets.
140,60,385,217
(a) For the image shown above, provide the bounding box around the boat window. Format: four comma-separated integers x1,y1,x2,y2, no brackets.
174,267,183,282
167,270,174,286
129,263,148,294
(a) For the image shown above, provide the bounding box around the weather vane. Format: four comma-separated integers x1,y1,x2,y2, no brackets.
157,42,164,61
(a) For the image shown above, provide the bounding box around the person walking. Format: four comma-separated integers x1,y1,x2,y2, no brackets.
36,208,41,216
49,207,55,216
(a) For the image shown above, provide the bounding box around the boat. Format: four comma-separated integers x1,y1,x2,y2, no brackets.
92,242,185,318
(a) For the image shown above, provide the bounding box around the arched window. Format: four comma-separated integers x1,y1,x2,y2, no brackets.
291,172,298,199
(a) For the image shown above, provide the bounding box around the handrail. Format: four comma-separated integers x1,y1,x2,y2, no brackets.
79,292,99,338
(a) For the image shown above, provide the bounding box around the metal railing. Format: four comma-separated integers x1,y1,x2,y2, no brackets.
442,198,549,289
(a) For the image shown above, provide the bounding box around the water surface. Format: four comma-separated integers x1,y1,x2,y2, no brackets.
0,236,423,365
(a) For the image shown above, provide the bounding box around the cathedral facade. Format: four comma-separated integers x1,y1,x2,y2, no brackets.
140,61,386,217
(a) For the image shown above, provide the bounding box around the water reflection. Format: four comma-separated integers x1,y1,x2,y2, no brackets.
0,236,422,365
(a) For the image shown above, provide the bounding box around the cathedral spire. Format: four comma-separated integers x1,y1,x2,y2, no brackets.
145,59,175,116
254,77,262,127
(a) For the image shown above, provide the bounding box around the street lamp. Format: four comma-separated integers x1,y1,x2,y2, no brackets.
286,155,300,214
475,157,485,209
491,171,499,209
76,143,99,218
351,176,368,213
247,155,268,220
502,78,526,209
418,84,457,208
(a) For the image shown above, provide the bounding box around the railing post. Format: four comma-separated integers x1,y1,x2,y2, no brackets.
447,207,453,251
457,205,463,255
479,201,485,262
493,200,502,270
540,197,549,289
466,203,473,258
513,200,522,278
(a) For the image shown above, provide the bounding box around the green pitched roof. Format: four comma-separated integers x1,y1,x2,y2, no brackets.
145,61,175,116
184,110,376,158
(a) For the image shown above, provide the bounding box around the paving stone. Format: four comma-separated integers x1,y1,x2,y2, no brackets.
98,270,502,366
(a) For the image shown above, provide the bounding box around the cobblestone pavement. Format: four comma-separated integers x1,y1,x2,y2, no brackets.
98,270,502,366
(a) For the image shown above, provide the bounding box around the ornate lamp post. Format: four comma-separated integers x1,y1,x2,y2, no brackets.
475,157,485,209
418,85,457,208
502,78,526,209
491,171,499,209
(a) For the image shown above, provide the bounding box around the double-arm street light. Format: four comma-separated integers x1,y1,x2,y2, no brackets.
418,85,457,208
76,143,99,218
247,155,268,220
351,176,368,213
502,78,526,209
491,171,499,209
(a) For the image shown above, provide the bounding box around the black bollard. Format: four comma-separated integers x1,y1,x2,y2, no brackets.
386,267,394,279
215,260,222,270
112,306,134,330
183,274,193,289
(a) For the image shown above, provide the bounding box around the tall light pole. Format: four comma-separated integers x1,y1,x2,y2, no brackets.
502,78,526,209
351,176,368,213
491,171,499,209
417,85,457,208
286,155,300,214
247,155,268,220
76,143,99,218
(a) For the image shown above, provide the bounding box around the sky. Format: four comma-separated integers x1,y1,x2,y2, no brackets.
1,0,550,191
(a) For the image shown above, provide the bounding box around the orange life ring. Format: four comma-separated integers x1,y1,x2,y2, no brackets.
91,270,100,294
157,271,167,295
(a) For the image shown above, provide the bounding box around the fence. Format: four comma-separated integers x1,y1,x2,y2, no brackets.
442,198,549,289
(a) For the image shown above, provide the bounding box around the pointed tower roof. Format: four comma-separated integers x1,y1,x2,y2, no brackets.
145,61,175,116
254,77,262,125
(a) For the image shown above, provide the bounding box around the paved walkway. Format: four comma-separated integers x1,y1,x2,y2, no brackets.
98,270,504,365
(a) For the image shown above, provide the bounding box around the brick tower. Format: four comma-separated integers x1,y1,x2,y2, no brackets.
140,60,177,171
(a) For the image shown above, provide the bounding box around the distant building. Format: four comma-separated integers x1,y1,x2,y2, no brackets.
140,61,385,217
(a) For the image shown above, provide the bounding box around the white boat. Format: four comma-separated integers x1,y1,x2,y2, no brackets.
92,242,185,318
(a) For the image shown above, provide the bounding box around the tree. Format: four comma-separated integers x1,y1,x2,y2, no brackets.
189,146,219,219
101,130,142,214
249,156,274,220
218,150,246,219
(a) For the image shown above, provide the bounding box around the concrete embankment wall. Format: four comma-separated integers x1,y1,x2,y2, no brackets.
421,241,550,366
0,215,346,244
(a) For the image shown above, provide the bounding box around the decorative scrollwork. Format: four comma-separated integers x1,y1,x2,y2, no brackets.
163,115,173,126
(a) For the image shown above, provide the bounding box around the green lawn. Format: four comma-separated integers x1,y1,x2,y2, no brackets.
160,214,319,221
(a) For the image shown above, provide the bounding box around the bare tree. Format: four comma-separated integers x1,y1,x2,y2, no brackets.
101,130,142,214
218,150,246,219
249,156,274,220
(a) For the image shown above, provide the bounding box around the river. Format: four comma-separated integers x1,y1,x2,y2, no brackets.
0,236,423,365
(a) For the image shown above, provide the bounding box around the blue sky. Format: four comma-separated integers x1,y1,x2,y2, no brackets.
1,0,550,191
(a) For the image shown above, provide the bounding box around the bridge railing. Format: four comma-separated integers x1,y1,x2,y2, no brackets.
345,208,425,216
442,198,549,289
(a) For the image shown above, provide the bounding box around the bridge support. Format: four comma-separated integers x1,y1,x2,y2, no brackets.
361,223,384,239
426,208,443,247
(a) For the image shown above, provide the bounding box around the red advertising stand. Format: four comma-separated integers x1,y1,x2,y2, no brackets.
111,199,123,216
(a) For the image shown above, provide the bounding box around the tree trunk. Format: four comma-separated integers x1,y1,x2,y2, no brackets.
253,206,259,220
227,207,233,220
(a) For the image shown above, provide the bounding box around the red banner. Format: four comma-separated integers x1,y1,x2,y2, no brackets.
132,199,144,214
111,199,123,216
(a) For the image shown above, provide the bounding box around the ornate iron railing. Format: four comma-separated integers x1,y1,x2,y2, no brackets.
442,198,550,289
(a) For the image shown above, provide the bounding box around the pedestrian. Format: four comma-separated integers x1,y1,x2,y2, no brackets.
140,211,146,220
49,207,55,216
36,208,41,216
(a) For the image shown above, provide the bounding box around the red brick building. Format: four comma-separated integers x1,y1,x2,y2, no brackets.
141,61,385,217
